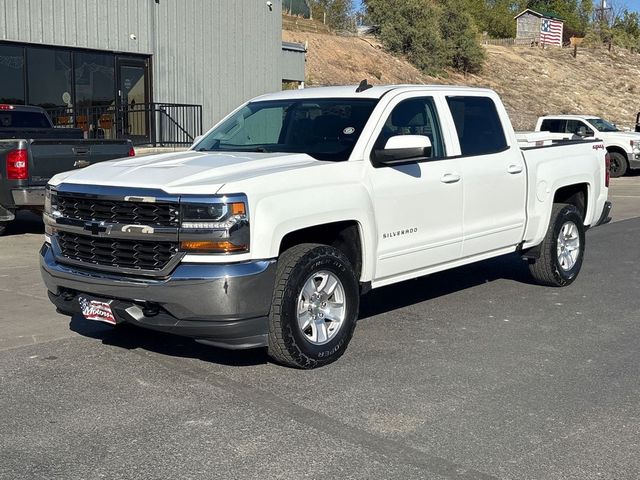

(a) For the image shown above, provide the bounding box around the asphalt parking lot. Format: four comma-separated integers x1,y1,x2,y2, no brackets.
1,177,639,480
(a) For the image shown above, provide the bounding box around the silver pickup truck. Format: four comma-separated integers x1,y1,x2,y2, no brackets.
0,104,134,235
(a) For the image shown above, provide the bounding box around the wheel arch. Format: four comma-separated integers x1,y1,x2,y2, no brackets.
278,220,366,282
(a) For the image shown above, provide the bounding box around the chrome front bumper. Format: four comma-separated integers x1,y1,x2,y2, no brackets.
40,243,277,349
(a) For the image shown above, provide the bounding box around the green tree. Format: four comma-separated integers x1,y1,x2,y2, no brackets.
365,0,484,75
440,0,485,73
365,0,448,74
308,0,354,30
465,0,517,38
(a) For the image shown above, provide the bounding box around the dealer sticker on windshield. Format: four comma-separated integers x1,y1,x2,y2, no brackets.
78,296,117,325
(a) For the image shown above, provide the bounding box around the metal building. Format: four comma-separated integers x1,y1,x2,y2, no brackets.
0,0,306,145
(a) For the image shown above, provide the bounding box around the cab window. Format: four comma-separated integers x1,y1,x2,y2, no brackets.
375,97,445,158
446,96,507,156
540,118,566,133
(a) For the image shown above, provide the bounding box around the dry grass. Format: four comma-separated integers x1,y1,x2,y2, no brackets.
283,29,640,131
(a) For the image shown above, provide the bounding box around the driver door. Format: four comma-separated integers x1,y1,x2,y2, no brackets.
366,94,464,282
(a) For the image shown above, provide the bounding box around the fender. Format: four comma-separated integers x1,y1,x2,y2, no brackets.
249,182,378,282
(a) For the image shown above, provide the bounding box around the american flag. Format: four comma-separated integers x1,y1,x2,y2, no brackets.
539,18,563,46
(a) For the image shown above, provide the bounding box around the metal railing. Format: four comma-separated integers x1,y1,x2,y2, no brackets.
46,102,203,147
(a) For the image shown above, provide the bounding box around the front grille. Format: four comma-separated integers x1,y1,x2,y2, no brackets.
54,193,179,227
57,231,178,271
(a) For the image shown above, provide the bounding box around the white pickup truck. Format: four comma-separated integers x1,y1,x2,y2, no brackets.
536,114,640,177
41,85,611,368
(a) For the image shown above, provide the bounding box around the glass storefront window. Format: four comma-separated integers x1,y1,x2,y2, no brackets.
27,48,72,108
74,52,115,108
0,45,25,104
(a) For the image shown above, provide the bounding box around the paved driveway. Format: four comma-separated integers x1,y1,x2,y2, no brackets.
0,177,638,479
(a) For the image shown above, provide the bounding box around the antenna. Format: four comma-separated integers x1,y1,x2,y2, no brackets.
356,79,373,93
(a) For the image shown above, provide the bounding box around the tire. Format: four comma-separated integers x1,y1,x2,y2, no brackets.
608,151,628,178
529,203,585,287
0,222,7,236
267,243,359,369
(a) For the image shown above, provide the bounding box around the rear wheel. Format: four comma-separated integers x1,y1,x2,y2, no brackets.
267,243,359,369
528,203,585,287
0,222,7,236
608,151,628,177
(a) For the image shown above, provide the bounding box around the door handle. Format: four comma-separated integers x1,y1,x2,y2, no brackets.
507,164,523,174
441,173,461,184
73,148,90,155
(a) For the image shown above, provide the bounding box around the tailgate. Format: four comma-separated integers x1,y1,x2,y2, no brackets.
28,139,133,185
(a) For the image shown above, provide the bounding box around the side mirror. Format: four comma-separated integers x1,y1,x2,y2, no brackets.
576,127,594,138
372,135,432,167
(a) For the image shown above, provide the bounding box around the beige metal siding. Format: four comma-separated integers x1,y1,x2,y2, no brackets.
0,0,284,127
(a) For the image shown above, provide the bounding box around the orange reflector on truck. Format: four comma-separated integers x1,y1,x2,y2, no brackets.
180,240,247,253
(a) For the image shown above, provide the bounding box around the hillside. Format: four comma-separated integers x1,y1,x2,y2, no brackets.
283,29,640,131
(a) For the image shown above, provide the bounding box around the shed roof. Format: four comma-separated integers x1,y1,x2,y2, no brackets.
514,8,563,21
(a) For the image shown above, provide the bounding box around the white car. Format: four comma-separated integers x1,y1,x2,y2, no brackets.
41,85,611,368
536,114,640,177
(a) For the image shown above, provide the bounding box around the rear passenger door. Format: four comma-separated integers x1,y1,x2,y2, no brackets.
445,95,527,258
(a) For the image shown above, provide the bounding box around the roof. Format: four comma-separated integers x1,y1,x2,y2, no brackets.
0,104,47,113
514,8,563,21
282,41,306,53
252,84,496,102
539,115,600,120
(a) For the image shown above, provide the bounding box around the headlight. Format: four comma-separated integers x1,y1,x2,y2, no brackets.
43,187,58,241
44,187,52,214
179,195,249,254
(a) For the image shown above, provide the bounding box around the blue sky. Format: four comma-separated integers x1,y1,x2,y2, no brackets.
626,0,640,13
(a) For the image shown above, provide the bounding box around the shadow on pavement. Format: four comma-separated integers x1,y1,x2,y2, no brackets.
69,315,270,367
359,252,535,321
69,252,535,364
3,211,44,236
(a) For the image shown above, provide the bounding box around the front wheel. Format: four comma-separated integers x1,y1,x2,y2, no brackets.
267,243,359,369
0,221,8,236
528,203,586,287
608,151,628,178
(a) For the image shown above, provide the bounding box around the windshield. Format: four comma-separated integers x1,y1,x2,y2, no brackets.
194,98,378,161
588,117,619,132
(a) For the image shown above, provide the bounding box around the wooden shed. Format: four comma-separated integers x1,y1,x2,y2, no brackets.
514,9,564,46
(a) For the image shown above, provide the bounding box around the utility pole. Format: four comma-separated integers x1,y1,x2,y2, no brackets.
594,0,612,26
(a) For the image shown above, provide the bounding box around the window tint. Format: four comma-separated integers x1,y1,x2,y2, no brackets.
27,48,72,108
74,52,115,107
565,120,592,135
540,118,566,133
447,96,507,156
376,97,444,158
0,45,25,104
0,111,51,128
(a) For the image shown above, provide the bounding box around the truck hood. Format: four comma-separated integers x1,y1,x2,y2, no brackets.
596,131,640,142
49,150,323,193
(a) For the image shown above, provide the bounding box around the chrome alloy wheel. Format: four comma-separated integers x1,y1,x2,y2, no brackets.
557,221,581,271
296,271,346,345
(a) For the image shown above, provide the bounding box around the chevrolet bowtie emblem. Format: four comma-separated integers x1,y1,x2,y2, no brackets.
84,221,107,235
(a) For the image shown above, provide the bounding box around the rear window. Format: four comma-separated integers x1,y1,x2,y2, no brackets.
446,96,508,156
0,111,51,129
540,119,567,133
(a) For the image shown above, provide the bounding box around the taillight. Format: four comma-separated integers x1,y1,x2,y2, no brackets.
0,104,15,111
6,149,28,180
128,147,135,157
604,152,610,188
